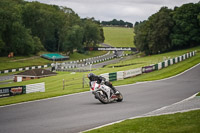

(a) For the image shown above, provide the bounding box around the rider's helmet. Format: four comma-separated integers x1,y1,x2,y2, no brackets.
87,73,95,78
87,73,95,79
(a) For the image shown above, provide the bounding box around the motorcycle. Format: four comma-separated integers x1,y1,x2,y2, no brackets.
90,81,123,104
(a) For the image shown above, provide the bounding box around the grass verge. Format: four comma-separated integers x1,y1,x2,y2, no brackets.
85,109,200,133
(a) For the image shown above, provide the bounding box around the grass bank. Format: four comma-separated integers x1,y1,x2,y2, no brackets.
86,109,200,133
0,47,199,106
103,27,134,47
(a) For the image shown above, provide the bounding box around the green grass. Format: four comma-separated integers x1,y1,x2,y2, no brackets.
0,51,107,71
86,109,200,133
103,46,200,73
69,51,107,61
0,46,199,106
0,56,51,71
103,27,134,47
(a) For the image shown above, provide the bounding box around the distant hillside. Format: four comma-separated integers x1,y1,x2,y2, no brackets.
103,27,135,47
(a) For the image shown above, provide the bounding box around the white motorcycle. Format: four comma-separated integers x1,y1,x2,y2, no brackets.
90,81,123,104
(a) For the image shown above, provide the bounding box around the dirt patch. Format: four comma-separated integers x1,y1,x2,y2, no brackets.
9,56,40,62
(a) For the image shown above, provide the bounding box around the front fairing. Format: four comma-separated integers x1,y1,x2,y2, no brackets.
90,81,99,92
90,81,111,99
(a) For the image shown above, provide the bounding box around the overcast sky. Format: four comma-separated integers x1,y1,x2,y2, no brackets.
26,0,199,24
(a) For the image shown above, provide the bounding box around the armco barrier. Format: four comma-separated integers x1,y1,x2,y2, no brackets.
109,72,117,81
123,68,142,79
117,71,124,80
100,73,109,81
142,66,155,73
154,51,196,71
99,51,196,82
170,59,173,65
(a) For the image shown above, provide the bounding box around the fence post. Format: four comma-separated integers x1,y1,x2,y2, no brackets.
82,75,85,88
63,79,65,90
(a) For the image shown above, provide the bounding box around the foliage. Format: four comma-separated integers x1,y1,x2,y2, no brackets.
171,3,200,48
101,19,133,27
0,0,104,56
134,2,200,55
147,7,174,54
0,0,43,56
61,25,84,54
82,18,104,47
134,21,150,54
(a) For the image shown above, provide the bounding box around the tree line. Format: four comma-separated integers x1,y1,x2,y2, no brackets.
101,19,133,28
0,0,104,56
134,2,200,55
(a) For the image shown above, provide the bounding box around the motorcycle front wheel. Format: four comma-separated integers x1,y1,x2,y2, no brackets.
96,91,109,104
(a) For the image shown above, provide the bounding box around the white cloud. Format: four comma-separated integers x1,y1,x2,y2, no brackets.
25,0,200,24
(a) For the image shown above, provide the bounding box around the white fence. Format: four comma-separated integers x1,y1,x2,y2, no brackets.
26,82,45,94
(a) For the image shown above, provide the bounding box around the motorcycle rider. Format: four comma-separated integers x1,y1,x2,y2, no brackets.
87,73,119,94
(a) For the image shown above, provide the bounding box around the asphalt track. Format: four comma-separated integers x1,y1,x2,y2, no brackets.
0,64,200,133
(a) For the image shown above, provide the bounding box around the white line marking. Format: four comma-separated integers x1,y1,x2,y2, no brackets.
0,91,90,108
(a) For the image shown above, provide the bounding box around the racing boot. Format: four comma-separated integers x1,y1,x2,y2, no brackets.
111,86,119,95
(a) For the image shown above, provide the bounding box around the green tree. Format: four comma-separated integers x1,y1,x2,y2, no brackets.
22,2,58,51
61,25,84,55
134,20,150,55
147,7,174,54
134,3,200,55
171,3,200,48
0,0,42,56
82,18,104,47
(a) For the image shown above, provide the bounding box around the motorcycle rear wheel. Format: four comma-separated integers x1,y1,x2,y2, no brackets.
116,92,123,102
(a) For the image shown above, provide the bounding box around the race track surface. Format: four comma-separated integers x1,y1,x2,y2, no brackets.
0,64,200,133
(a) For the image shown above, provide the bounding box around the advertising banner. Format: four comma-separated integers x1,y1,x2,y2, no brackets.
142,66,155,73
10,86,26,96
0,88,10,97
123,68,142,78
0,86,26,97
84,47,138,51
